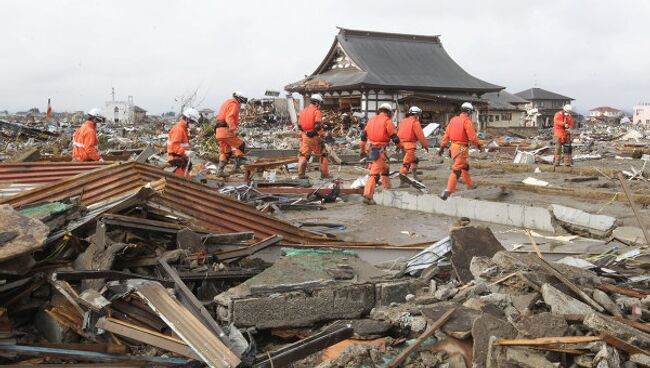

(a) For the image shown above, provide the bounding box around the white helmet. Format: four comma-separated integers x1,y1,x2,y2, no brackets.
310,93,324,104
182,108,200,123
461,102,474,113
87,108,106,122
563,104,572,112
408,106,422,115
378,103,393,112
233,91,248,103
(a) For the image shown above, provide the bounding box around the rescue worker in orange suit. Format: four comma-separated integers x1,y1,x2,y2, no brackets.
214,91,248,177
359,103,400,205
553,104,575,167
72,108,104,162
297,93,330,179
438,102,481,200
167,108,199,177
398,106,429,181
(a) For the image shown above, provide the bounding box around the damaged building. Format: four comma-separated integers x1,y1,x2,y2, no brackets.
285,27,503,124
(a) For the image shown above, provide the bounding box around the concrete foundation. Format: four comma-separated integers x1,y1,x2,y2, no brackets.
549,204,617,238
374,190,556,233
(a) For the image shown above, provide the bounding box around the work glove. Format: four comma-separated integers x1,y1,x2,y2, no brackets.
424,147,430,153
438,147,445,157
184,150,195,158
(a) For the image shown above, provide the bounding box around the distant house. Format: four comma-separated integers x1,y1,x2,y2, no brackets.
633,103,650,125
105,95,146,124
589,106,622,118
133,105,147,123
480,91,528,128
199,108,215,120
285,27,502,125
514,87,574,128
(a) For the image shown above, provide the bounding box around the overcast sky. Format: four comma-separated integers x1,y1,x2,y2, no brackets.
1,0,648,114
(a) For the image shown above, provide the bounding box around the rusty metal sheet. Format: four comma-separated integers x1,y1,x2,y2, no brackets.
0,162,390,246
0,162,111,184
133,281,241,368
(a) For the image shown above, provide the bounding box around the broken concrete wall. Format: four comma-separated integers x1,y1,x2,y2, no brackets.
374,190,556,233
220,283,376,329
549,204,618,238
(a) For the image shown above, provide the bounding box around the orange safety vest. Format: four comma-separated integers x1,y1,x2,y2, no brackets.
167,119,190,160
216,98,241,128
440,113,479,147
72,121,100,161
298,104,322,131
553,111,574,141
365,112,397,145
398,116,428,147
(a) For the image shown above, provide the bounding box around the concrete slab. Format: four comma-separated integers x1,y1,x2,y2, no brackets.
541,283,594,315
374,191,556,232
550,204,617,238
613,226,647,246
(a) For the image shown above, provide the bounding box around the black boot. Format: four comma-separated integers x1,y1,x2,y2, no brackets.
231,157,243,174
215,161,228,177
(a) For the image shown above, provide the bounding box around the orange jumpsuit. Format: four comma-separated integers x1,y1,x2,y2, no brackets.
553,111,575,165
215,98,245,161
297,103,329,177
360,112,398,200
167,119,191,177
397,116,428,175
440,112,479,193
72,121,101,161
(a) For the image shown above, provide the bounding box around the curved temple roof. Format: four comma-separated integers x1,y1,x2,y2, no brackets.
286,28,503,93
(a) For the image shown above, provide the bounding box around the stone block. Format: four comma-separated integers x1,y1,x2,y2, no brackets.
550,204,617,238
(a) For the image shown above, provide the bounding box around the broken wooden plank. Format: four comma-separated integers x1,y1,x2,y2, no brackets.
584,311,650,348
618,172,650,248
564,176,598,183
387,307,456,368
611,316,650,334
96,317,199,360
0,344,187,364
494,335,602,346
596,283,650,299
525,230,543,259
601,334,650,356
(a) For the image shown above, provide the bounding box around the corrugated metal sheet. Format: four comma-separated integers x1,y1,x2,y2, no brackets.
0,162,385,246
0,161,111,184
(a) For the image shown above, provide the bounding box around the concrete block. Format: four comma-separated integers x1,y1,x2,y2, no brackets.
541,283,593,315
375,280,413,306
374,190,556,232
550,204,617,238
229,283,376,329
613,226,647,246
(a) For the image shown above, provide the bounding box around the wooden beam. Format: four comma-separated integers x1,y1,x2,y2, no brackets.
532,257,605,312
596,283,650,299
387,307,456,368
495,336,602,346
618,172,650,246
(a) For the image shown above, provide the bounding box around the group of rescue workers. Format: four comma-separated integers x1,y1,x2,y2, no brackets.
72,92,575,205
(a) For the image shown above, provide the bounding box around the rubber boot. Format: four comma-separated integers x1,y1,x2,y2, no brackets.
297,159,308,179
215,161,229,177
439,189,451,200
231,157,243,174
553,155,561,167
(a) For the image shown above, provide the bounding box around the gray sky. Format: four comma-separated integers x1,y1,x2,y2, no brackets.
1,0,648,114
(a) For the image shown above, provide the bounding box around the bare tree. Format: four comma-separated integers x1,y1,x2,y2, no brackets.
174,86,206,113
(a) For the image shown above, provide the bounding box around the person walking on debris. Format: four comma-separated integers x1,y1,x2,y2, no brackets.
72,108,104,162
359,103,400,205
398,106,429,181
214,91,248,177
166,108,199,177
553,104,575,167
297,93,330,179
438,102,481,200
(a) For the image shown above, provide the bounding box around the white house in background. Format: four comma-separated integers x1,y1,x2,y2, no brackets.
634,103,650,125
105,93,147,124
199,108,215,120
589,106,623,118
